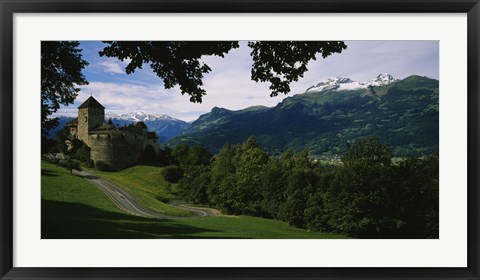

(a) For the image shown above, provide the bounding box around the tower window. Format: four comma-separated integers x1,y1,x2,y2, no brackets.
84,116,87,122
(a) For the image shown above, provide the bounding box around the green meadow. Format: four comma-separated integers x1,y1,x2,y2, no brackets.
41,160,347,239
92,165,191,217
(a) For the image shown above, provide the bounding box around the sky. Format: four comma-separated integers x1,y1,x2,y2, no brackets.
54,41,439,122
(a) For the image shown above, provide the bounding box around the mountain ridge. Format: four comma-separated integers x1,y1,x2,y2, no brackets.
306,73,397,93
170,74,439,157
105,111,179,122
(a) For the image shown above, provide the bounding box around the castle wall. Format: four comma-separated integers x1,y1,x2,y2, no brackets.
89,133,146,170
89,134,115,167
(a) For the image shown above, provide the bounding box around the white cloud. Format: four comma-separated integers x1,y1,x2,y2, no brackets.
92,58,125,75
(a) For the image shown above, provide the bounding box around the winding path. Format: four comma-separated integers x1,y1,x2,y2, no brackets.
74,169,218,219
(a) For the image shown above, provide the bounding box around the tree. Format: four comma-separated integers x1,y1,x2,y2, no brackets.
233,137,270,215
207,144,240,213
341,136,393,167
392,155,439,238
248,41,347,96
41,41,89,134
185,146,213,167
178,166,211,205
259,158,287,218
325,136,396,237
277,149,319,228
58,160,81,175
99,41,347,102
41,138,58,155
162,165,184,183
170,144,191,165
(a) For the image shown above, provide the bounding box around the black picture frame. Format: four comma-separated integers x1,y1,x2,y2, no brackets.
1,0,479,279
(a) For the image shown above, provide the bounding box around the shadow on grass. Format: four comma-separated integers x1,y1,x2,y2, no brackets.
41,199,228,239
41,169,59,177
82,174,100,180
136,161,166,167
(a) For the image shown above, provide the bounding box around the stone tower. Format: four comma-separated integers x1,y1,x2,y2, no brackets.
77,96,105,144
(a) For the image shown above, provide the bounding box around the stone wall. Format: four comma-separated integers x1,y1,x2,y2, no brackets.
89,133,145,170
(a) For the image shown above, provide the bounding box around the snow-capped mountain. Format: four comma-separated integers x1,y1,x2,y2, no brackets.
306,73,396,93
105,111,177,122
105,112,191,143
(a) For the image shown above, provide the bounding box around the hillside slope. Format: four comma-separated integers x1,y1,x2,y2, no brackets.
169,75,439,157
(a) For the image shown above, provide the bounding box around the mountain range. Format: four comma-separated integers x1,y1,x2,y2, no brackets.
306,73,396,92
168,74,439,157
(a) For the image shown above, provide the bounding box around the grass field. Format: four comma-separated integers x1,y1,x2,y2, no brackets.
91,165,190,216
42,160,347,239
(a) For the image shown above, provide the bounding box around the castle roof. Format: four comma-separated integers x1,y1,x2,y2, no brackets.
78,96,105,109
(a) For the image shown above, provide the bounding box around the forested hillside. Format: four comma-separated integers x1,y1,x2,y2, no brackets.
171,136,438,238
170,75,438,157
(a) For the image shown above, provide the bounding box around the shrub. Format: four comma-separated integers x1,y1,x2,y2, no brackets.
58,160,81,175
73,145,91,162
162,165,184,183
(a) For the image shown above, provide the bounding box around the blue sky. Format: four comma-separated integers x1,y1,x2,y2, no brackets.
54,41,439,122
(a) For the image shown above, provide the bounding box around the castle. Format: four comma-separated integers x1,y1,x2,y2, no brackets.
66,96,159,170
